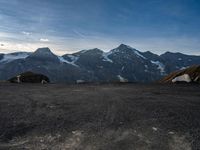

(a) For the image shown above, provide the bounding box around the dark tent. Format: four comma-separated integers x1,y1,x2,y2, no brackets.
8,71,50,84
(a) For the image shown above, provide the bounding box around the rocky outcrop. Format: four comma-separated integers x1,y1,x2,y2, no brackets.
160,65,200,83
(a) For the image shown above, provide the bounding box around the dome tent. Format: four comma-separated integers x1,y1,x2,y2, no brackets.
8,71,50,84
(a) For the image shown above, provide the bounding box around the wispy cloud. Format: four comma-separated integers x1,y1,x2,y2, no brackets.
73,29,86,39
1,36,200,56
40,38,49,42
22,31,32,36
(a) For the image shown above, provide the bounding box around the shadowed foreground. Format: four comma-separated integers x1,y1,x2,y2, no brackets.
0,83,200,150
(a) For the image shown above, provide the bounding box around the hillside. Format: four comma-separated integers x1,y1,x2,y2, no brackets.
160,65,200,83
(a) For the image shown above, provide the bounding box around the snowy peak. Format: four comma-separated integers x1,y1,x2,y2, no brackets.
0,52,30,63
110,44,146,59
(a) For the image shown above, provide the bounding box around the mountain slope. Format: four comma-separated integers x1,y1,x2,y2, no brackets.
0,48,92,82
100,44,164,82
160,52,200,73
26,47,60,63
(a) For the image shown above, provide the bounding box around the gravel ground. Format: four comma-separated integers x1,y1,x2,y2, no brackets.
0,83,200,150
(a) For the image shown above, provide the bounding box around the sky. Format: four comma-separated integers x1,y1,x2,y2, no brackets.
0,0,200,55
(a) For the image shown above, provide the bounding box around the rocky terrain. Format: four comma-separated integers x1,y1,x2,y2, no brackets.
0,83,200,150
160,65,200,83
1,44,200,83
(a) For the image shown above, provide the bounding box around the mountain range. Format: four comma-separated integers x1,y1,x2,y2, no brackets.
0,44,200,83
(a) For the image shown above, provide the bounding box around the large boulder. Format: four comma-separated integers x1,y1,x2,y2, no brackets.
172,74,191,83
8,71,50,83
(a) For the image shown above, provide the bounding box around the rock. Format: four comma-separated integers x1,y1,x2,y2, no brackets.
172,74,191,83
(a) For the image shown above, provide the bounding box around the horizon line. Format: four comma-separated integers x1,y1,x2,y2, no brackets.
0,44,200,56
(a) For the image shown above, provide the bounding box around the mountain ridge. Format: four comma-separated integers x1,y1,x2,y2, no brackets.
0,44,200,83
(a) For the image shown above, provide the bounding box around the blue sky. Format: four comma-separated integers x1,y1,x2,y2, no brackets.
0,0,200,55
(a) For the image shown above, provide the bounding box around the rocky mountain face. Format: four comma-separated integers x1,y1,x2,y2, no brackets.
27,48,60,63
0,44,200,83
160,52,200,73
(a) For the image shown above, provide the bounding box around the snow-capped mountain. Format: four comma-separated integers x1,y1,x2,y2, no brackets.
0,52,31,63
0,44,200,83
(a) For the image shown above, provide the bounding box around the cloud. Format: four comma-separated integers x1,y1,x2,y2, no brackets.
1,30,200,56
22,31,32,36
40,38,49,42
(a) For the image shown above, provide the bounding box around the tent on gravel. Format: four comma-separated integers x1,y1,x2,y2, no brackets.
8,71,50,84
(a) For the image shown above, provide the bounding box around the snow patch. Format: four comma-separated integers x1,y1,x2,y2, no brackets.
152,127,158,131
168,131,175,135
151,60,165,74
0,53,29,63
79,50,87,54
58,56,79,67
194,76,199,82
67,55,79,62
102,52,113,63
76,80,85,84
126,46,147,59
172,74,191,83
134,51,147,59
117,75,128,82
178,58,182,60
144,65,148,72
180,67,186,70
111,45,147,60
98,66,103,69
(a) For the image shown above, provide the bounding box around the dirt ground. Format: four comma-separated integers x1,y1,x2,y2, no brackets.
0,83,200,150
